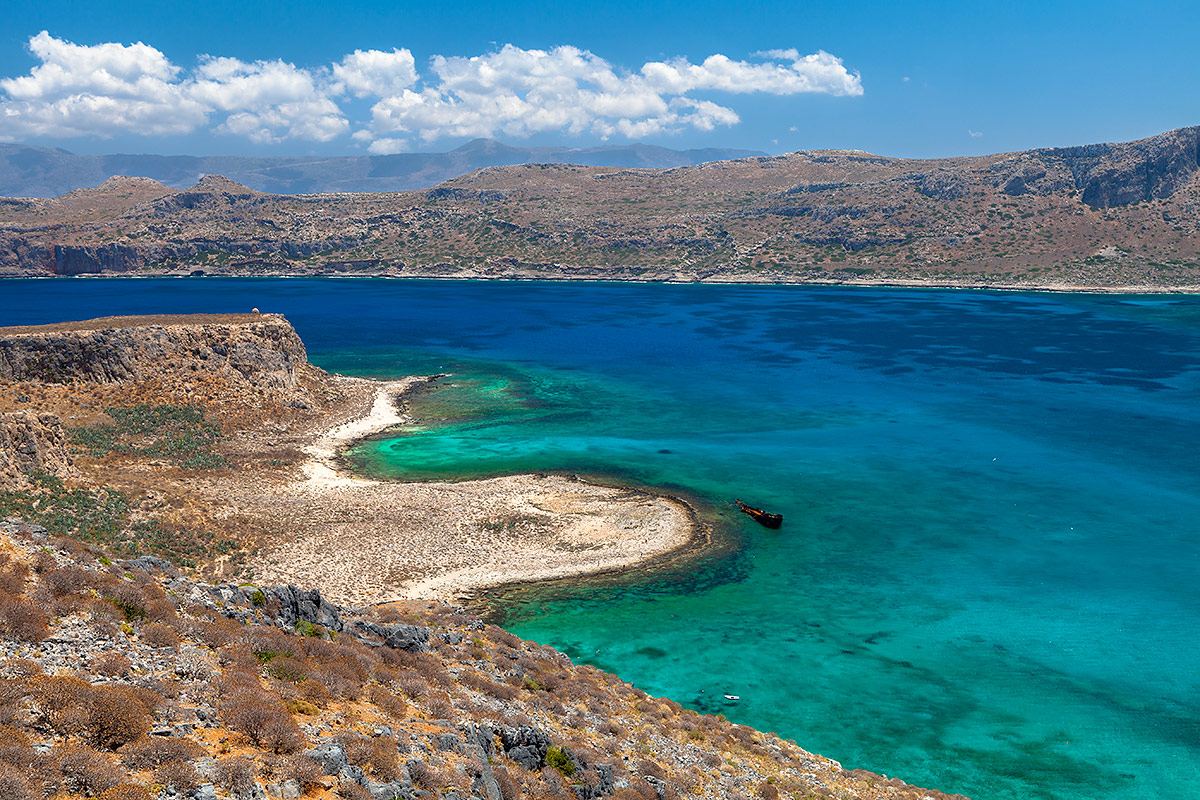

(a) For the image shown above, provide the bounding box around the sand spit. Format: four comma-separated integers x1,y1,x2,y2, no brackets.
246,376,700,606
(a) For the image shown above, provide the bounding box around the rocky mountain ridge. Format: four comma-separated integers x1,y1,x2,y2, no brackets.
1,127,1197,289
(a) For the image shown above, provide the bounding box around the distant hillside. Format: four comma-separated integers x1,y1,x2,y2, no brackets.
1,127,1198,290
0,139,767,197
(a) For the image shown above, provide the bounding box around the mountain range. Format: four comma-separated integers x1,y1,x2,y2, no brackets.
1,126,1198,289
0,138,766,197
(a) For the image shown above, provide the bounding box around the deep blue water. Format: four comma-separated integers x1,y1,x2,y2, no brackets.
2,278,1198,800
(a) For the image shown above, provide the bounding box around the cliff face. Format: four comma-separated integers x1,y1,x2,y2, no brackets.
0,314,306,390
998,126,1200,206
0,410,77,488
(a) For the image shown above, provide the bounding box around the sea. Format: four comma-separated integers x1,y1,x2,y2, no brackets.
2,278,1197,800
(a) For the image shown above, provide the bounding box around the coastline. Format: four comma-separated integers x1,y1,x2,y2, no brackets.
244,375,709,606
1,271,1198,295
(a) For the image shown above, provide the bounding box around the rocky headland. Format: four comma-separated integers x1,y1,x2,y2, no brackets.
1,127,1198,291
0,313,969,799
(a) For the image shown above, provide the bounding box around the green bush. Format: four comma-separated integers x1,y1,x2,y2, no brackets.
545,746,576,777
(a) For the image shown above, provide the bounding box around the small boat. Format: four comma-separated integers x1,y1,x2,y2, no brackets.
734,499,783,529
724,694,740,701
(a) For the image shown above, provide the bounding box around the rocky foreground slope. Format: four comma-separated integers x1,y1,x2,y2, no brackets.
0,517,965,800
1,127,1199,289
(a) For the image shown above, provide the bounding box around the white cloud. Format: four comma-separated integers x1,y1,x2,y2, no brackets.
364,44,860,145
333,48,418,98
968,129,983,137
0,31,206,138
0,33,864,148
191,56,347,143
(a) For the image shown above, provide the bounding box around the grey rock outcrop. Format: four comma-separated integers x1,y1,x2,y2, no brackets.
303,740,348,775
498,725,551,771
353,620,430,651
266,585,345,633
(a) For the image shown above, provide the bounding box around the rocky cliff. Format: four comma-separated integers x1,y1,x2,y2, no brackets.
0,313,306,390
0,410,77,488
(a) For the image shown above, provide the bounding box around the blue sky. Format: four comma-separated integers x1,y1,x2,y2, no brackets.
0,0,1195,158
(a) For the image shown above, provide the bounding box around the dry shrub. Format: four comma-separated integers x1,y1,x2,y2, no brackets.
34,677,156,748
427,694,455,720
486,625,523,649
0,762,35,800
185,618,236,649
0,658,42,678
119,736,203,769
56,536,84,557
338,781,372,800
217,642,260,668
90,686,157,748
617,779,663,800
599,720,624,738
335,733,399,782
366,684,407,720
97,783,154,800
91,651,132,677
216,755,258,795
56,743,123,795
492,763,522,800
397,676,429,700
284,698,319,716
109,582,150,621
32,550,57,574
756,784,781,800
140,622,179,649
0,596,48,642
244,627,293,657
220,692,306,753
0,562,29,594
264,754,322,791
265,656,308,683
144,599,178,622
310,662,364,700
154,760,200,794
407,759,439,791
297,678,331,707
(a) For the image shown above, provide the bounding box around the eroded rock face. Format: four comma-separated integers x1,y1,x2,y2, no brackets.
0,315,306,390
0,410,77,488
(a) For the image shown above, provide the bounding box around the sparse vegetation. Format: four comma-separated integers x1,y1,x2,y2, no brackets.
70,404,227,468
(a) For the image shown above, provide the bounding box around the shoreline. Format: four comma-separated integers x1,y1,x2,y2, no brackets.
245,375,710,607
1,271,1198,295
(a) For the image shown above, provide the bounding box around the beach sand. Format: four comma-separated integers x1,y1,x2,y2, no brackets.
243,376,702,606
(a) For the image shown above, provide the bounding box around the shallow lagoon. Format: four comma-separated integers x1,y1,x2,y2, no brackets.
3,279,1198,800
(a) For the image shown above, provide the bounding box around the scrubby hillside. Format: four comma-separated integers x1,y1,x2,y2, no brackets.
0,519,963,800
1,128,1198,289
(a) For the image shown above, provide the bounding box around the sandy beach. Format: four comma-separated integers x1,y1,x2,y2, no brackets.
243,375,703,606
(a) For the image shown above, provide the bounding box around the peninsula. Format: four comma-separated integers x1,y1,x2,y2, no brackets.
0,312,966,800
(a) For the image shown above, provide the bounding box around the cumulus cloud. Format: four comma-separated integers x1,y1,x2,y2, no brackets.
0,32,863,148
333,48,418,98
191,56,347,143
364,44,860,144
0,31,206,138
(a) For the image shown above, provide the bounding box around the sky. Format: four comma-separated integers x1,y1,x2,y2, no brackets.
0,0,1196,159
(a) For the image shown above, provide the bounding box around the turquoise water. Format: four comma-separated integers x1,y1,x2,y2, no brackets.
2,279,1198,799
